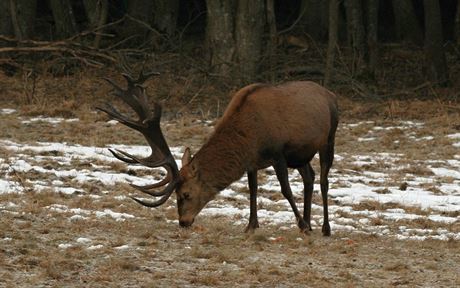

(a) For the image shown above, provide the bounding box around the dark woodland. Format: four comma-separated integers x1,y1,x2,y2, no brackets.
0,0,459,110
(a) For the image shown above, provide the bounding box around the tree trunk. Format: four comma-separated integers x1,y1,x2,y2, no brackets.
344,0,367,73
205,0,265,82
122,0,155,43
366,0,379,78
266,0,277,81
83,0,108,48
153,0,179,36
325,0,339,87
300,0,329,41
235,0,265,82
9,0,36,40
423,0,448,85
0,1,13,36
205,0,236,76
49,0,77,39
392,0,423,45
455,1,460,46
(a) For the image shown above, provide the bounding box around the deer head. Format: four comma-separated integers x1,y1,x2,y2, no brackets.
97,72,213,227
176,147,217,227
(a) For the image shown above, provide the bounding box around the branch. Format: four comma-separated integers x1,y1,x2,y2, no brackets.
278,5,308,35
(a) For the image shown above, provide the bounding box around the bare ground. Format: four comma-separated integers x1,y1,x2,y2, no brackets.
0,70,459,287
1,211,459,287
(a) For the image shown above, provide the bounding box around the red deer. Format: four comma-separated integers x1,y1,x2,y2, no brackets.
97,72,338,236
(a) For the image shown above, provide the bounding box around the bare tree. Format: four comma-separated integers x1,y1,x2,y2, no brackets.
367,0,379,77
456,1,460,46
0,1,13,37
9,0,36,40
235,0,265,82
300,0,329,41
153,0,179,36
392,0,423,45
206,0,236,76
266,0,277,81
83,0,108,48
325,0,339,86
49,0,78,39
423,0,448,85
122,0,155,43
344,0,367,73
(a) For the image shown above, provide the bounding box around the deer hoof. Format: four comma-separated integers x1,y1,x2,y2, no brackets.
322,223,331,236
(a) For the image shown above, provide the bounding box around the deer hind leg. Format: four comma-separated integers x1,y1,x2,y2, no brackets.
274,158,309,233
298,163,314,231
319,142,334,236
245,170,259,233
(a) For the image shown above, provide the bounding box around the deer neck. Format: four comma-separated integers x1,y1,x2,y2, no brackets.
192,126,253,192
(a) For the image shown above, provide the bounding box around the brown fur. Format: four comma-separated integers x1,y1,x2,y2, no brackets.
192,81,337,190
176,81,338,234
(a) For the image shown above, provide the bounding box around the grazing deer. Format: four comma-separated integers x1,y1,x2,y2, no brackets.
97,72,338,236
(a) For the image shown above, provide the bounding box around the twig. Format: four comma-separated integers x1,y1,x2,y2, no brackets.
178,10,206,49
380,82,432,97
278,5,308,35
64,17,125,42
101,35,137,51
124,14,164,39
0,39,117,65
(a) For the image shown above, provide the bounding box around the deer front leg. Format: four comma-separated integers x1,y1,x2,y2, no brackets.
245,170,259,233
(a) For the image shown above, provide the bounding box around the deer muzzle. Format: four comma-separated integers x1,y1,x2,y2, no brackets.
179,217,194,228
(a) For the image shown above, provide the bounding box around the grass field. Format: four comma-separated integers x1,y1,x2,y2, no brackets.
0,72,459,287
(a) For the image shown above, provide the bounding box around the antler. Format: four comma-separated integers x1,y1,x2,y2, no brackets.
97,71,180,207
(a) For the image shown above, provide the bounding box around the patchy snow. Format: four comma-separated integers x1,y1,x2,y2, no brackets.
0,108,16,115
95,209,136,221
114,244,130,250
1,117,459,241
0,179,23,194
447,133,460,139
430,167,460,179
76,237,92,244
58,243,73,249
21,116,79,124
87,244,104,250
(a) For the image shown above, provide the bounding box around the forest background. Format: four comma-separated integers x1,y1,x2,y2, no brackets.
0,0,459,118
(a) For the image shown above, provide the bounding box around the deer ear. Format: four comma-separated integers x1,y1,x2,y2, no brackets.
181,147,192,167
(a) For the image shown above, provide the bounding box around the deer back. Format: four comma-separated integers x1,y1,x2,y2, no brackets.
192,81,337,188
217,81,337,153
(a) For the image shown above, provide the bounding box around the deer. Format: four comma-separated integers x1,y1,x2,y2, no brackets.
97,72,338,236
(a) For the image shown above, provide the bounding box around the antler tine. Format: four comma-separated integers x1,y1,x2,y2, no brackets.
130,180,177,208
96,104,143,131
138,71,161,83
121,71,160,94
110,148,174,168
108,148,138,164
98,72,181,209
103,77,124,94
102,77,148,121
129,165,173,195
130,176,171,196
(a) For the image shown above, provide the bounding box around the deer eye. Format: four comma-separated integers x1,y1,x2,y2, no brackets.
183,193,191,200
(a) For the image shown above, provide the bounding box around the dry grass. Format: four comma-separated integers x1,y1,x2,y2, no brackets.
1,66,460,287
